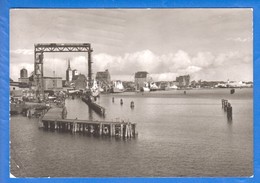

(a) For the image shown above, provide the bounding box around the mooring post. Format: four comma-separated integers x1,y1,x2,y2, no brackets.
224,100,228,112
130,101,134,108
227,103,233,121
120,99,123,105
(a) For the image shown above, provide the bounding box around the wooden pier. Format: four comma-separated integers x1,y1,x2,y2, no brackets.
221,99,232,121
39,107,137,139
82,97,105,116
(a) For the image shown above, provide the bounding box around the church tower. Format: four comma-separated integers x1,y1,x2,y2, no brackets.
66,59,73,82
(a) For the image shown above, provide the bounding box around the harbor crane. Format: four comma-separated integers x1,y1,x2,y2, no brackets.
34,43,93,100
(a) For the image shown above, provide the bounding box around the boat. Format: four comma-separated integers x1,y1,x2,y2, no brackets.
164,81,178,90
165,85,178,90
90,80,100,97
150,82,159,91
67,89,80,94
111,80,124,93
140,82,150,92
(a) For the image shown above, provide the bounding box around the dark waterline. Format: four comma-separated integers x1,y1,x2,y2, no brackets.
10,88,253,177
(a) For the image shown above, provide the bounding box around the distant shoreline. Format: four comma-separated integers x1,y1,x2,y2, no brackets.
104,88,253,100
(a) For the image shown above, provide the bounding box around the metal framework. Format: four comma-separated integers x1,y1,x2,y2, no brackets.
34,43,93,100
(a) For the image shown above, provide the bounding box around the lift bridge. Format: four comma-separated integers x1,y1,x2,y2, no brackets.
34,43,93,100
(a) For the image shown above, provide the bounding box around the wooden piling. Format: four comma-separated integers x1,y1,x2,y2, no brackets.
130,101,134,108
99,123,103,136
129,124,132,138
124,124,127,138
110,124,113,137
224,100,228,111
227,103,233,121
112,124,115,137
120,124,123,138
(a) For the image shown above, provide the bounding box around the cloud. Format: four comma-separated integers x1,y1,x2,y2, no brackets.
227,37,252,42
10,49,34,55
10,49,252,82
192,52,215,67
91,49,252,81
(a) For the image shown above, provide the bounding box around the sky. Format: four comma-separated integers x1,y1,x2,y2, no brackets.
10,9,253,82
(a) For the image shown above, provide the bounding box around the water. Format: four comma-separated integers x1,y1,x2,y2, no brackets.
10,88,253,177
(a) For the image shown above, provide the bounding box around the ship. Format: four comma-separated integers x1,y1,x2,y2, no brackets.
150,82,159,91
140,82,159,92
111,80,125,93
165,82,178,90
140,82,150,92
90,80,100,97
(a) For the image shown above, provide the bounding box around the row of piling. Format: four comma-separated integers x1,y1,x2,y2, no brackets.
112,97,135,108
40,119,137,139
221,99,232,121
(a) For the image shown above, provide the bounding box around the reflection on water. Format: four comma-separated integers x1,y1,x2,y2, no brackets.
10,88,253,177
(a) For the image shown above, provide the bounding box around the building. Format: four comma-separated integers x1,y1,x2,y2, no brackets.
134,71,149,91
123,81,135,92
96,69,111,91
96,69,111,84
71,74,87,90
43,77,63,91
72,69,79,79
176,75,190,88
18,77,30,84
10,81,30,91
66,60,73,82
20,68,28,78
18,68,30,84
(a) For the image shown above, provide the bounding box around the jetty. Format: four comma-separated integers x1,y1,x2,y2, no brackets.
39,107,137,139
82,96,105,116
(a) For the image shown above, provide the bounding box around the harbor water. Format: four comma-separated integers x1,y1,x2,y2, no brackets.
10,88,253,177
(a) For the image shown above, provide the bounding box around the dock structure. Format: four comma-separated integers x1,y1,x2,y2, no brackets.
10,102,49,117
221,99,233,121
39,107,137,139
82,97,105,116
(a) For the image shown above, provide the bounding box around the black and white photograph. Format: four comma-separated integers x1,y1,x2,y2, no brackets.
10,9,253,177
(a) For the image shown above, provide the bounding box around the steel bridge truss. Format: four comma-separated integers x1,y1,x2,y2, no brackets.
34,43,93,100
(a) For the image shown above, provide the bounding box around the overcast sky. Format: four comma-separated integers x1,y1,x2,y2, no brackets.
10,9,253,81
